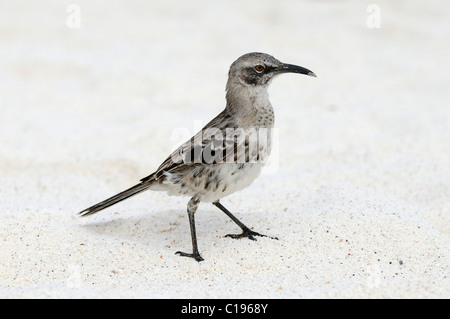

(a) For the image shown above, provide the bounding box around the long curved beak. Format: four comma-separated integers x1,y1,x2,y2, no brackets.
275,63,317,77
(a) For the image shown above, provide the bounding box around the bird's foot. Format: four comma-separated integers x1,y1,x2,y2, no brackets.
225,228,278,241
175,251,204,262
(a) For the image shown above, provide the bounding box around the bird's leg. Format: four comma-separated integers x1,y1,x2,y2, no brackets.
175,196,204,262
213,201,278,241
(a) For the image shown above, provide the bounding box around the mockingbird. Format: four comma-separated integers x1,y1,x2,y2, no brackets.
78,52,316,261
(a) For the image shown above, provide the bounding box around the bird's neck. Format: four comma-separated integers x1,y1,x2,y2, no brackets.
225,83,274,127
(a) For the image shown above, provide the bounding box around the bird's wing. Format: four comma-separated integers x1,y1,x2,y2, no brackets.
140,109,242,182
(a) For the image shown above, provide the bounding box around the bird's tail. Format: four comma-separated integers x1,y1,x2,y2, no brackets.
77,180,154,217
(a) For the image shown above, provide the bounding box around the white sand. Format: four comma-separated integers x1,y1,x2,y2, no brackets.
0,0,449,298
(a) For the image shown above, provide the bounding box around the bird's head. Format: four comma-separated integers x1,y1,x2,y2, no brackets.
227,52,316,89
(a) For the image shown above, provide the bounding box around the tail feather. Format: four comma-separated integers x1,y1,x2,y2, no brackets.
77,181,153,217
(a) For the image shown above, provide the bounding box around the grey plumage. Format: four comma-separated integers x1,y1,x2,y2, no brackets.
78,52,316,261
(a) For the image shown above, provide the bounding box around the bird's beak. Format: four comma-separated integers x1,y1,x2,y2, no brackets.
275,63,317,77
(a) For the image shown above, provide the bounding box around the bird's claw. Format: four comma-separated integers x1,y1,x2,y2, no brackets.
225,229,278,241
175,251,204,262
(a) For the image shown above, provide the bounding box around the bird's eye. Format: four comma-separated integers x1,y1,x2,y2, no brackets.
255,65,265,73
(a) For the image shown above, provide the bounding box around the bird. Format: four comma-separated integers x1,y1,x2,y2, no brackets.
77,52,316,262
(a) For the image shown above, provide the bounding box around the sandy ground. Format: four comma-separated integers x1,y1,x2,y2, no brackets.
0,0,449,298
